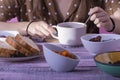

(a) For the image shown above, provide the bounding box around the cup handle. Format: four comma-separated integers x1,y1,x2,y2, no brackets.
50,25,59,39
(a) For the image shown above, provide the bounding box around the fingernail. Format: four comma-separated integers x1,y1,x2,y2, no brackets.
88,10,91,15
88,8,93,15
88,12,91,15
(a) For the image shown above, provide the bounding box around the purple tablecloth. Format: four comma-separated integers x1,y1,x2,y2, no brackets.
0,43,119,80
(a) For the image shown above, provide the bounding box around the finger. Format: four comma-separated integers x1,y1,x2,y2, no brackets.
28,25,46,37
39,21,56,36
30,29,46,38
89,7,104,15
36,25,50,36
34,21,51,36
94,16,108,25
39,21,49,30
90,11,107,21
48,26,57,34
96,22,106,28
39,21,57,35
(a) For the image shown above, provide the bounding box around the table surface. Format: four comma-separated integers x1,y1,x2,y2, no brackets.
0,42,120,80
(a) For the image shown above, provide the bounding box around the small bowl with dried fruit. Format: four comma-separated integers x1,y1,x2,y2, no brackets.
80,34,120,55
43,44,80,72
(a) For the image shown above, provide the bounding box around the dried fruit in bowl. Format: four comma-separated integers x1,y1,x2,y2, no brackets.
53,50,76,59
89,36,102,42
109,61,120,65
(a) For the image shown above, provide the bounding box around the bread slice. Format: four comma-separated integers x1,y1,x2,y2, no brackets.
15,34,40,54
0,40,17,57
6,36,32,56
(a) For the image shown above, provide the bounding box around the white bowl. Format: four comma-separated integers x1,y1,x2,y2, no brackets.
80,34,120,55
43,44,80,72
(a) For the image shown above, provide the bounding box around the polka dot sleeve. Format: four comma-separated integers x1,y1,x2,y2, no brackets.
0,0,19,21
105,0,120,15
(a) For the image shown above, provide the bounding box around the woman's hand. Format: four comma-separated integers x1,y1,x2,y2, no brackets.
27,21,56,38
89,7,113,31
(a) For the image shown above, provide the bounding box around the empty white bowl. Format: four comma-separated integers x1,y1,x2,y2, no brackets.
80,34,120,55
43,44,80,72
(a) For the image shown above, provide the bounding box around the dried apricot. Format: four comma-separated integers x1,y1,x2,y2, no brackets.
53,50,76,59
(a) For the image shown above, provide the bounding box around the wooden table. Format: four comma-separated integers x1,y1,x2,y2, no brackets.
0,43,119,80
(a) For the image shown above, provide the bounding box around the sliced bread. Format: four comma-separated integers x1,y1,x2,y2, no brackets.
0,40,17,57
6,36,32,56
15,34,41,54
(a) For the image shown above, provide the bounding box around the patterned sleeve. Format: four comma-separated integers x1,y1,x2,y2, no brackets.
0,0,20,21
105,0,120,15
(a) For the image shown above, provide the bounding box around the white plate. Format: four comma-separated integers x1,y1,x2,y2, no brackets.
0,31,42,61
0,54,41,61
0,30,19,37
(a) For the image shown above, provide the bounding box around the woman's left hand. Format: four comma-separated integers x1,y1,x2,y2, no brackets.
89,7,113,31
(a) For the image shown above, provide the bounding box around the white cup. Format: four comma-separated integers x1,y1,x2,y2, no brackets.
51,22,86,46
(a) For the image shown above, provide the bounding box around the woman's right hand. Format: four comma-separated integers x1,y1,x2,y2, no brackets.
28,21,56,39
89,7,113,31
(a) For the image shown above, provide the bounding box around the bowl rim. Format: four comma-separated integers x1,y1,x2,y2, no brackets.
94,51,120,66
81,33,120,43
43,44,80,61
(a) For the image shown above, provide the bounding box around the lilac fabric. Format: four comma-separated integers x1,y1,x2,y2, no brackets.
0,43,119,80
